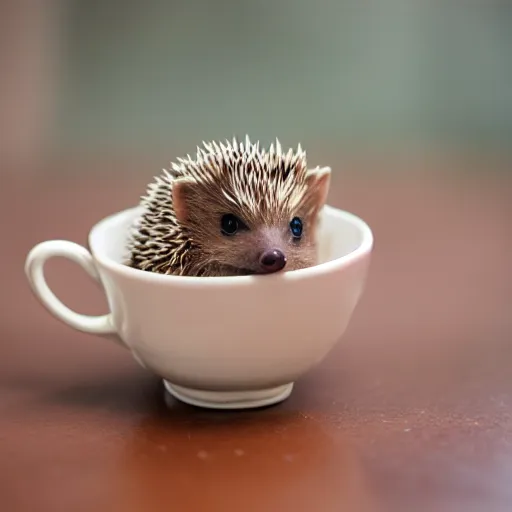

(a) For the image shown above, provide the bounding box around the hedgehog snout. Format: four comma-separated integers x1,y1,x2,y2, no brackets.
258,249,287,273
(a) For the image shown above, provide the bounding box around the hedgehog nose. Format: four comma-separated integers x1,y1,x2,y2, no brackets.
259,249,287,273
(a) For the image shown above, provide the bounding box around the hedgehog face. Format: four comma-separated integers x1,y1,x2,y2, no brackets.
171,141,330,276
173,199,324,275
213,211,318,274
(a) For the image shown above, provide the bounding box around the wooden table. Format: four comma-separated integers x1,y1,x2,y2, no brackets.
1,157,512,512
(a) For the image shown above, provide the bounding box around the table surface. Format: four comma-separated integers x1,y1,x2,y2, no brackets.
1,157,512,512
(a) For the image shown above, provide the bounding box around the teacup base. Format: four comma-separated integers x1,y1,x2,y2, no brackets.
163,380,294,410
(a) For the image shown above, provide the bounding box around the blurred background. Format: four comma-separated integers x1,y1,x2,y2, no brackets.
2,5,512,510
1,0,511,175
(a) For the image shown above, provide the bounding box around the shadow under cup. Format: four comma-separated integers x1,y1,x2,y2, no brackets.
28,205,373,410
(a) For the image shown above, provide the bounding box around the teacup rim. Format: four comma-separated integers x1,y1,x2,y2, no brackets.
88,204,373,287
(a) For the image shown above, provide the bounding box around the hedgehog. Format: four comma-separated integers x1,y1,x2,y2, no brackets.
126,136,331,277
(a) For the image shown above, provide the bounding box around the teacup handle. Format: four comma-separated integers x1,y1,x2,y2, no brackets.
25,240,120,340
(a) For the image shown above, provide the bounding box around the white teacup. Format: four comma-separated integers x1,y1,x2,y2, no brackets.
25,205,373,409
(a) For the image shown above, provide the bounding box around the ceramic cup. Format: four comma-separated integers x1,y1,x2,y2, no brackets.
25,205,373,410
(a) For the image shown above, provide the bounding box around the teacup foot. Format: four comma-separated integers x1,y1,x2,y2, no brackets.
163,381,294,410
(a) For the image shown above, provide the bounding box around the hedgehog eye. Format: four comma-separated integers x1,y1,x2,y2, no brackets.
290,217,303,238
221,214,240,235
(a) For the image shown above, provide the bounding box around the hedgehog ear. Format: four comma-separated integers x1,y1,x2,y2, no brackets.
305,166,331,212
172,177,198,223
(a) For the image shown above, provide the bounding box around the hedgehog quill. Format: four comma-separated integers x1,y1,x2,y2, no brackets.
126,136,331,277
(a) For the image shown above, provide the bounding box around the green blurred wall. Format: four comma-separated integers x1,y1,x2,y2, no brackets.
55,1,512,154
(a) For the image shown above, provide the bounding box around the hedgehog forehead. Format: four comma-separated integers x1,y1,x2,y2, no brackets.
172,137,310,223
219,153,307,221
225,167,305,220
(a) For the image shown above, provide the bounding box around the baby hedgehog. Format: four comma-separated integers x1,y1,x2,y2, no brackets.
126,136,331,277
